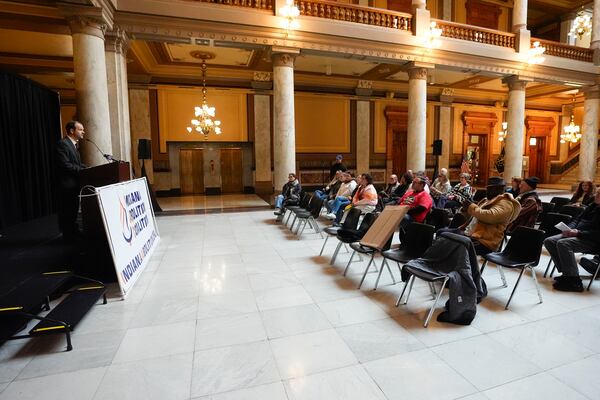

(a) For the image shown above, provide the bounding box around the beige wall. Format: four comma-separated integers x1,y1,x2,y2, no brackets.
129,88,154,183
157,86,248,152
295,93,351,153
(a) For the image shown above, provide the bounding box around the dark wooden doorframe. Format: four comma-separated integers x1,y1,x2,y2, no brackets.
180,148,204,194
220,148,244,193
385,106,408,176
462,111,498,186
525,116,555,182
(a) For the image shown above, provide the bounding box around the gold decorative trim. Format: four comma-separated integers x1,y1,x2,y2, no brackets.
272,53,296,68
67,15,107,39
408,67,428,80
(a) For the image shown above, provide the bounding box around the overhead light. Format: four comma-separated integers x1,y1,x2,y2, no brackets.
498,121,508,142
280,0,300,35
561,96,581,144
186,59,222,139
527,41,546,64
529,137,537,146
569,10,592,40
423,21,442,48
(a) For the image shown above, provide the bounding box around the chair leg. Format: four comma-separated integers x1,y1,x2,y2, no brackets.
343,243,349,253
480,259,488,274
297,220,307,238
330,241,343,265
343,251,356,276
311,217,324,238
530,266,543,304
374,258,386,290
425,277,449,328
403,274,417,305
498,266,507,288
358,254,376,289
587,264,600,291
290,215,298,231
428,282,437,299
283,209,291,224
319,235,330,256
385,259,397,284
543,259,552,278
505,266,526,310
396,275,414,307
549,264,556,278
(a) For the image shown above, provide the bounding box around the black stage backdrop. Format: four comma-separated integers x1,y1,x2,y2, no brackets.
0,72,61,229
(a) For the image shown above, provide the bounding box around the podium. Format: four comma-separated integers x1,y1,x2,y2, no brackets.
79,162,131,281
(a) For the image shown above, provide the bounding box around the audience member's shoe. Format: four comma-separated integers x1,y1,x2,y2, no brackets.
274,208,283,216
552,276,583,292
325,212,336,220
331,222,341,227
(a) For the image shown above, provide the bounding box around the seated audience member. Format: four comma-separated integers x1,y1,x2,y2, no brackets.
274,173,302,215
315,170,342,200
506,176,522,197
414,170,431,194
506,176,542,234
569,180,596,207
379,174,408,206
440,173,472,210
330,154,347,180
325,172,357,218
544,187,600,292
332,173,377,226
397,175,433,231
441,177,521,255
430,168,452,207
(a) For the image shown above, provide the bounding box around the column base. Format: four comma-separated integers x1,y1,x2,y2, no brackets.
255,181,274,195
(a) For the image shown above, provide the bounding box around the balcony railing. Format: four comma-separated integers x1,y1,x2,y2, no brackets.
297,0,412,32
192,0,273,10
531,38,593,62
433,20,515,48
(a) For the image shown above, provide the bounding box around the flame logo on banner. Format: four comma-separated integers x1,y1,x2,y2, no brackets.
119,198,133,243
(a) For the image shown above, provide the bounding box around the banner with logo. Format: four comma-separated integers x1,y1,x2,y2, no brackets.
96,177,160,297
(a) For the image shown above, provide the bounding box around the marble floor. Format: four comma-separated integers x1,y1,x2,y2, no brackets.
2,199,600,400
158,194,270,213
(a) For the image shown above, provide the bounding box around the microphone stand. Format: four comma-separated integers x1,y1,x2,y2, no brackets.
84,138,119,163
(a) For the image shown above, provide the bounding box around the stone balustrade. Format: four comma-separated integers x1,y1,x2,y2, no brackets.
531,38,593,62
433,19,515,48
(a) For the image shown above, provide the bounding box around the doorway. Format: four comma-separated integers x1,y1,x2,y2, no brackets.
466,134,489,186
528,136,546,180
385,106,409,176
180,148,204,194
220,148,243,193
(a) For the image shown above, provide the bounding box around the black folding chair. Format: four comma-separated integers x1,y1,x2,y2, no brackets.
425,208,450,231
480,226,545,309
283,192,310,226
319,207,362,258
472,189,487,202
537,201,554,224
294,196,325,239
558,204,584,219
550,196,570,209
332,213,377,266
539,212,573,277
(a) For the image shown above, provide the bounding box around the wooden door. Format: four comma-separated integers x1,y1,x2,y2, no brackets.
392,129,408,175
466,134,489,186
220,148,243,193
180,148,204,194
385,106,408,176
528,137,546,180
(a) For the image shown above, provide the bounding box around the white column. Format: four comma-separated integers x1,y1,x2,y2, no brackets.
67,15,112,166
442,0,452,21
411,0,431,37
592,0,600,64
560,14,576,46
503,76,529,180
559,104,571,161
254,93,273,193
439,88,454,170
356,100,370,174
579,87,600,181
105,27,131,163
128,89,153,183
512,0,531,53
407,65,429,172
272,50,297,190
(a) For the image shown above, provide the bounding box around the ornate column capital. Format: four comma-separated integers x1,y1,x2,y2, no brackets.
59,3,113,40
406,61,434,80
272,53,296,68
105,27,129,54
581,85,600,100
502,75,532,91
67,15,107,39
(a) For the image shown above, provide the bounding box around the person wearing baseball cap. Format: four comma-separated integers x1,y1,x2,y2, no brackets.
329,154,347,180
506,176,542,234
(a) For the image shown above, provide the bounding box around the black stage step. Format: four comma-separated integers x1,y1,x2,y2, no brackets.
0,271,73,316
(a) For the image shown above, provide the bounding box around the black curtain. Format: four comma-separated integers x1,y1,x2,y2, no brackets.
0,72,62,229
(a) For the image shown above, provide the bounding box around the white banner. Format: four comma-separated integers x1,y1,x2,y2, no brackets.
96,177,160,297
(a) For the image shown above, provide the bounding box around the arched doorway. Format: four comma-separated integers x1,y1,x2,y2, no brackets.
385,106,408,176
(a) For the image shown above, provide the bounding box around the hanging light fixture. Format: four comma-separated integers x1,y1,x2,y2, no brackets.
280,0,300,36
423,21,442,48
498,121,508,142
569,9,592,40
561,97,581,144
186,59,221,139
527,41,546,64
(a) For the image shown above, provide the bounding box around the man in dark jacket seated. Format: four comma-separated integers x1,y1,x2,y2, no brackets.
274,173,302,215
544,186,600,292
506,176,542,234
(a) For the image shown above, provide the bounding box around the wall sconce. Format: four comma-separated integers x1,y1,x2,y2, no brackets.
423,21,442,48
527,41,546,64
280,0,300,35
498,121,508,142
529,137,537,146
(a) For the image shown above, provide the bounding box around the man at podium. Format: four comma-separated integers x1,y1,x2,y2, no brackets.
56,120,87,240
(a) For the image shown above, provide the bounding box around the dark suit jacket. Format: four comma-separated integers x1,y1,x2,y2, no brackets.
56,137,86,189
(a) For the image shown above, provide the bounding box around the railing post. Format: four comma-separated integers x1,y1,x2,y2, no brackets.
512,0,530,53
411,0,430,38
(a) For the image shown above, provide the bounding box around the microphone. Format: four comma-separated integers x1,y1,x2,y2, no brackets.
84,138,119,163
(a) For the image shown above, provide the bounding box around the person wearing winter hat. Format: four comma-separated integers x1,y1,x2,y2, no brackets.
329,154,347,180
506,176,542,234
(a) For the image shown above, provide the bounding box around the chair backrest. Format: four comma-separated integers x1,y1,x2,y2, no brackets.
402,222,435,257
539,212,572,238
425,208,450,231
538,201,555,222
550,196,570,209
357,212,377,234
299,193,312,209
472,189,487,202
558,204,584,219
342,207,362,230
360,206,409,250
502,226,545,266
309,196,325,217
449,212,467,229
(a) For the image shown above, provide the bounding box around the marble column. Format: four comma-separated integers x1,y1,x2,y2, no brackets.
503,76,529,180
512,0,530,53
560,14,576,46
579,87,600,181
356,100,370,174
272,50,298,190
407,65,429,172
254,92,273,194
67,15,113,166
128,89,154,183
592,0,600,64
105,27,132,163
442,0,452,21
439,88,454,170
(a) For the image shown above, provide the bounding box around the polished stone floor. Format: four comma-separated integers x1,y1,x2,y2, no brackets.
158,194,269,212
1,202,600,400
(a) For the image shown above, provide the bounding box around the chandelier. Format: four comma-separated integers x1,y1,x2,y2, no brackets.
280,0,299,35
569,10,592,40
561,115,582,144
527,41,545,64
498,121,508,142
424,21,442,48
186,60,221,139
